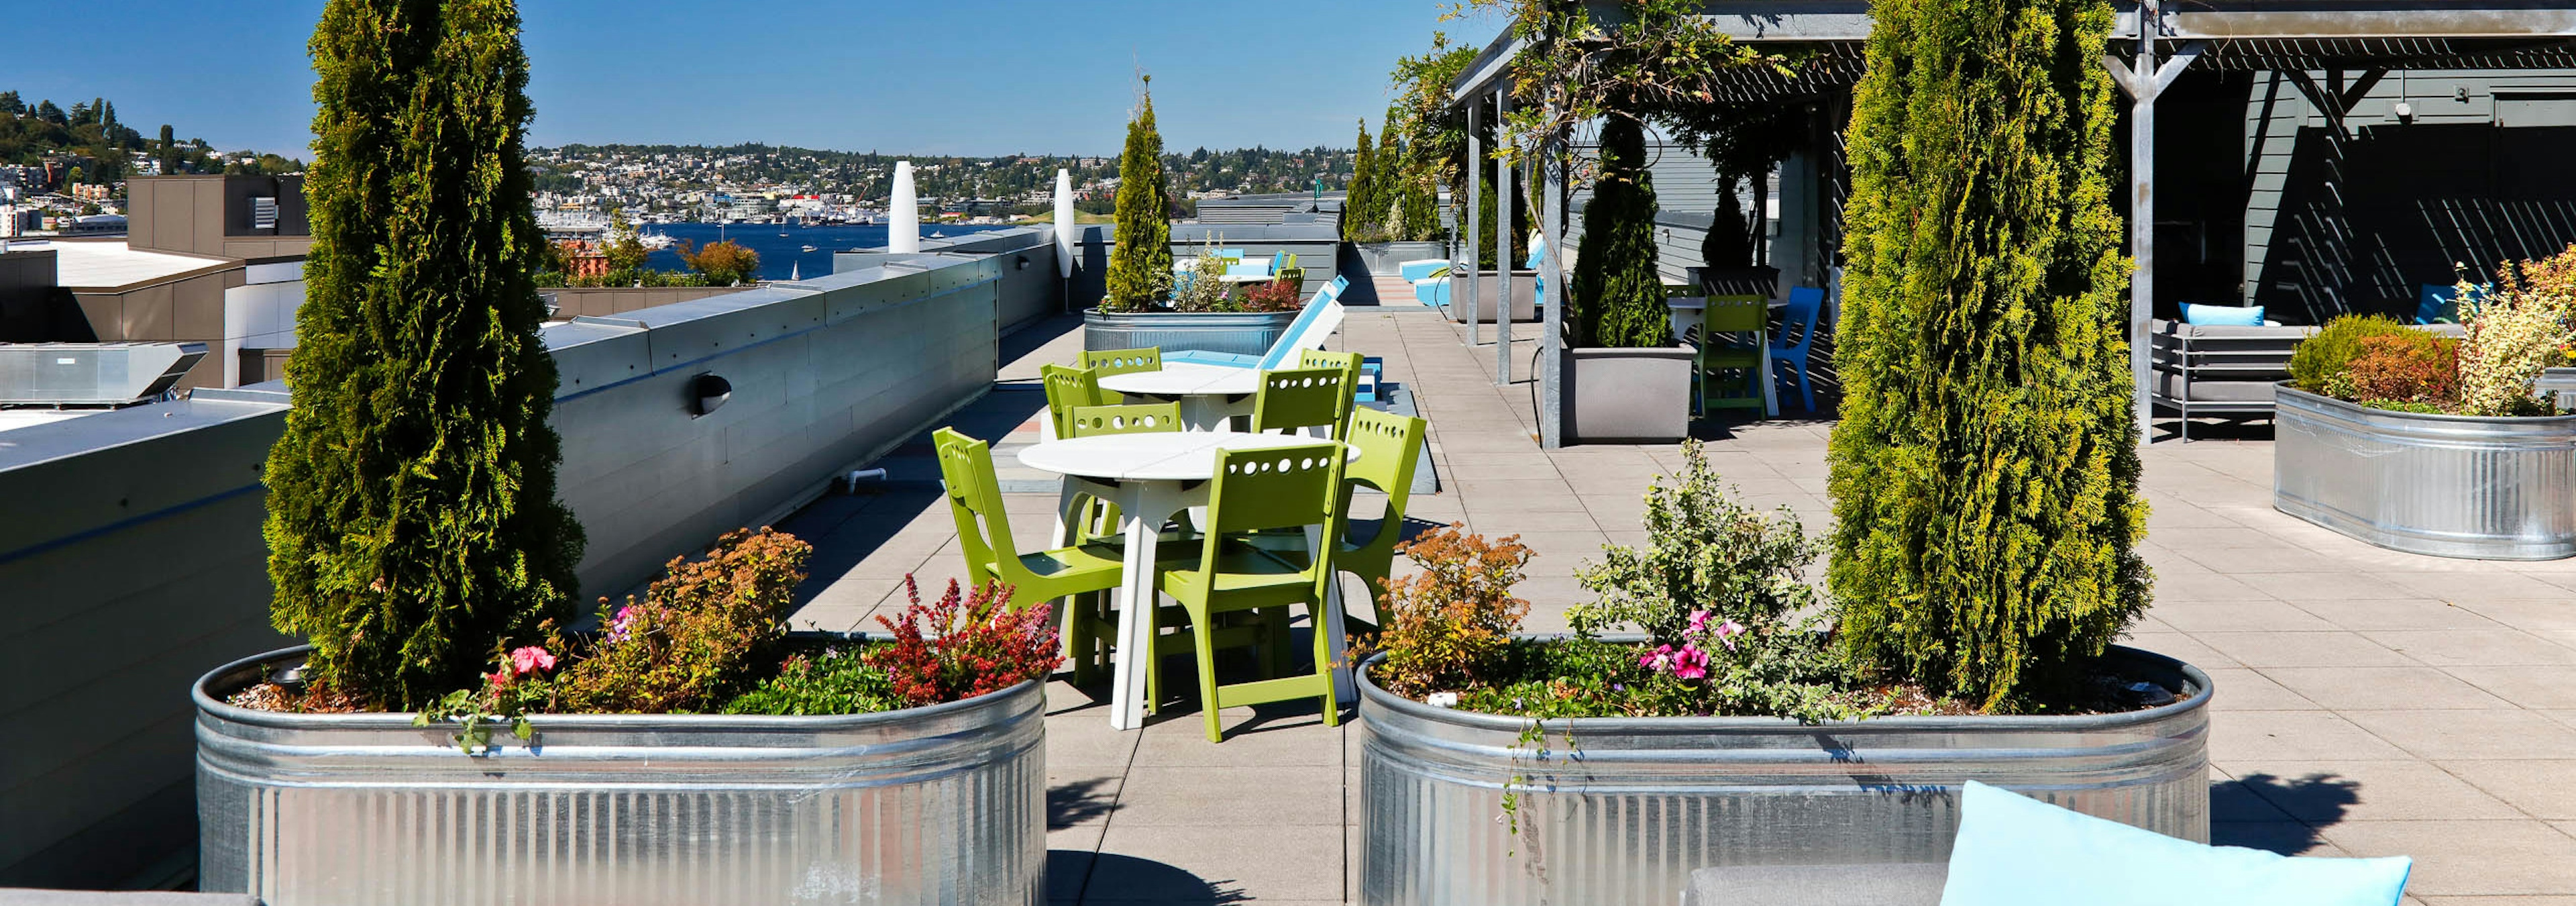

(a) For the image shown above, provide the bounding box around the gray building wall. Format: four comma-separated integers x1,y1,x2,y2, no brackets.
835,225,1061,330
125,177,312,262
64,264,241,391
543,285,741,319
0,248,1026,889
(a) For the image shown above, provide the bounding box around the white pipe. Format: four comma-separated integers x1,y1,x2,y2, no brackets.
1054,169,1075,279
889,162,920,254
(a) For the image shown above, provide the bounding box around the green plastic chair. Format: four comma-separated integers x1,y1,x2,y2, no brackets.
1078,348,1161,404
1252,364,1354,441
1061,401,1187,544
1042,364,1110,438
1693,294,1768,417
933,427,1126,685
1153,441,1349,742
1241,407,1426,636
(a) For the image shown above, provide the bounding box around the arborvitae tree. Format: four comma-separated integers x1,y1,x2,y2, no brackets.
157,124,177,175
1372,123,1403,236
1701,174,1756,268
1342,119,1376,242
1102,78,1172,311
1826,0,2145,710
266,0,584,709
1398,138,1442,242
1567,117,1670,348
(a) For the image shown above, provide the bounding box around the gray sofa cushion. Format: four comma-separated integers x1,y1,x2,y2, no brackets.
2155,374,2281,403
1680,863,1947,906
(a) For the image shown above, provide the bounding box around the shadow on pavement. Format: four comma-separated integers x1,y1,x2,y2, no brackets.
1051,851,1254,904
2212,771,2359,855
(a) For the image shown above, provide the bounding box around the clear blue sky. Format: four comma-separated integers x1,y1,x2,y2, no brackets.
0,1,1498,157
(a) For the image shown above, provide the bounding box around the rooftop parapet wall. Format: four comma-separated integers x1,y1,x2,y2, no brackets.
0,247,1019,889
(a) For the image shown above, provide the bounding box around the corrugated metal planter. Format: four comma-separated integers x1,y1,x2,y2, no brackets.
2274,385,2576,560
195,647,1046,906
1083,308,1298,357
1358,646,2210,906
1352,242,1450,276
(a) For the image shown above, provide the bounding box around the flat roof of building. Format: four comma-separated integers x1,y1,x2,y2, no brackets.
0,408,103,436
19,239,232,291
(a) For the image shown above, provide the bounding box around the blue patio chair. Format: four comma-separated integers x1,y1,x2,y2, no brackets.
1772,286,1825,412
1165,276,1350,370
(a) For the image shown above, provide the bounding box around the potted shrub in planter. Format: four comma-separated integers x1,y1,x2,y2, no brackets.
199,7,1048,902
1564,115,1693,442
1082,80,1307,356
1360,1,2210,903
1340,115,1451,277
2274,250,2576,559
1356,448,2209,906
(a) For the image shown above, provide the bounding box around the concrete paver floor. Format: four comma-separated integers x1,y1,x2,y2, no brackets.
775,308,2576,905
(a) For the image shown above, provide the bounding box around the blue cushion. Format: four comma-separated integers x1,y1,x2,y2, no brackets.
1941,781,2409,906
2184,303,2265,326
1164,350,1263,368
1399,259,1450,282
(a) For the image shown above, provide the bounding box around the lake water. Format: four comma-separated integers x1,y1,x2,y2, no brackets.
640,222,1020,282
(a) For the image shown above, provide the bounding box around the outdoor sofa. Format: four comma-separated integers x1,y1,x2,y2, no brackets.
2149,318,2461,441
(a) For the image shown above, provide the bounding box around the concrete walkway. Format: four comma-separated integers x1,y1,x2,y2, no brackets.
777,309,2576,905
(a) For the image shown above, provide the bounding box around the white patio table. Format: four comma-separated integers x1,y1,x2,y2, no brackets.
1019,430,1360,731
1097,362,1265,431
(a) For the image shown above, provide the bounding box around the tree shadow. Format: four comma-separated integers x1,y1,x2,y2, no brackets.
1052,850,1254,904
1049,775,1118,829
2212,771,2361,855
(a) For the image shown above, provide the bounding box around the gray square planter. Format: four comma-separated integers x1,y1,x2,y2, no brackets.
1566,346,1695,443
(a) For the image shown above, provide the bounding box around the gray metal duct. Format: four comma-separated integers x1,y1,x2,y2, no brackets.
0,342,208,406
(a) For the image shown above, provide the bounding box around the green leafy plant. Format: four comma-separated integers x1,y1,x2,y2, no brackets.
1826,0,2147,711
1565,116,1670,348
2288,314,2419,398
264,0,584,709
1171,236,1236,313
1102,75,1173,313
2459,251,2576,416
553,527,812,713
417,644,559,754
1571,441,1815,642
1352,527,1534,698
723,646,896,715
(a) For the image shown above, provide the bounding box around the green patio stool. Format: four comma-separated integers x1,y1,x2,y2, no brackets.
1693,294,1768,417
1078,347,1162,404
1252,364,1354,441
1239,407,1426,637
1041,363,1110,438
932,427,1126,685
1062,402,1185,544
1153,441,1350,742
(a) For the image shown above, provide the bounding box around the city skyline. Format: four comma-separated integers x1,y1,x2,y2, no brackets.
0,1,1479,158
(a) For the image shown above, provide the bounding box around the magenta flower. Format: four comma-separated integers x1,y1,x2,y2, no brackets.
1640,644,1676,674
607,605,637,643
1687,609,1711,633
508,646,557,676
1713,619,1748,652
1672,644,1711,680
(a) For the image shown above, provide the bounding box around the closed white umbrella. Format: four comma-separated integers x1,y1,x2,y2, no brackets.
1054,168,1075,279
889,161,920,254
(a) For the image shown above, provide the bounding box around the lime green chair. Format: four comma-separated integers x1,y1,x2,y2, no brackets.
933,427,1126,685
1042,364,1110,438
1252,364,1354,441
1078,348,1161,405
1242,407,1427,636
1153,441,1350,742
1693,294,1768,417
1063,402,1185,544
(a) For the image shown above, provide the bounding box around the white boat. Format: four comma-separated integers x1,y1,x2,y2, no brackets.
800,244,818,252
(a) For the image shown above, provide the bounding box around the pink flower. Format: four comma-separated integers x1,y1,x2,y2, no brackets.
508,646,557,676
1713,619,1748,652
607,605,636,643
1672,644,1711,681
1639,644,1676,674
488,669,511,688
1688,609,1711,632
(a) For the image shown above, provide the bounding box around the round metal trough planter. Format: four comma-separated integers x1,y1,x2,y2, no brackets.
1357,645,2211,906
195,647,1046,906
2274,385,2576,560
1082,308,1298,358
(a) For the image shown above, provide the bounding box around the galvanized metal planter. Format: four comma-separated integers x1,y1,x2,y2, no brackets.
1083,308,1299,357
1352,241,1450,276
1358,646,2211,906
196,647,1046,906
2274,385,2576,560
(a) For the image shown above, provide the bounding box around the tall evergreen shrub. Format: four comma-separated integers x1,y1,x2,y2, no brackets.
267,0,584,709
1342,120,1377,242
1103,80,1172,311
1566,117,1670,348
1826,0,2146,709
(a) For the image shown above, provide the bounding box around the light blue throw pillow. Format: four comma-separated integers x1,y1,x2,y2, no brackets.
2184,303,2265,326
1941,782,2408,906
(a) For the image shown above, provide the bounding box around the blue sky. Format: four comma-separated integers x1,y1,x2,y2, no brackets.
1,1,1494,157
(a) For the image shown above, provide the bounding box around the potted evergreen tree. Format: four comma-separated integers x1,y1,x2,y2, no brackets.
1084,77,1309,356
1564,115,1693,442
193,5,1049,902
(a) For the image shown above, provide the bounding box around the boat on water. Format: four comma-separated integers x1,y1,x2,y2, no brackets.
800,244,818,252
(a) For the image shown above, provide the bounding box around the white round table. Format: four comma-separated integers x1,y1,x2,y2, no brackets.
1097,362,1267,431
1018,431,1360,730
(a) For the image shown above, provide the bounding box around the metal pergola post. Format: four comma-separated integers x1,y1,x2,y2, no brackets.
1540,130,1566,449
1494,90,1515,383
2105,0,2204,441
1465,101,1483,346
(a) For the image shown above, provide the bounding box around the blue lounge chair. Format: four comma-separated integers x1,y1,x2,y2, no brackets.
1165,276,1350,370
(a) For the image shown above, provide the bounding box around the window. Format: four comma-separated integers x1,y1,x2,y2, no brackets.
251,196,278,230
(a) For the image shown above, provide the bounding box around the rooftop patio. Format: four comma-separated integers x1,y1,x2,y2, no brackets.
767,306,2576,905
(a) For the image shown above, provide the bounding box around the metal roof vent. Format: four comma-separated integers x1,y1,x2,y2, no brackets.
251,197,279,230
0,342,207,406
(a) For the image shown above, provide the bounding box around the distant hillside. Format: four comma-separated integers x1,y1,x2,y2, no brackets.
531,142,1354,205
0,90,301,185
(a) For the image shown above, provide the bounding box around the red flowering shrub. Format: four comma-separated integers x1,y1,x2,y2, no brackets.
867,576,1061,707
2344,332,2459,405
1240,277,1305,313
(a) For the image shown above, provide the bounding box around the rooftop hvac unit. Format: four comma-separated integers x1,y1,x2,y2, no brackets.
251,196,279,230
0,342,207,406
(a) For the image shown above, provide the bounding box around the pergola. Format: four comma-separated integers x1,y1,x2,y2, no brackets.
1450,1,2576,448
